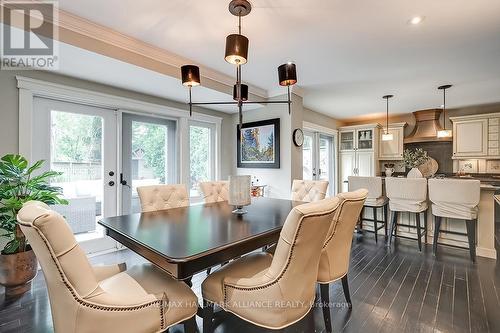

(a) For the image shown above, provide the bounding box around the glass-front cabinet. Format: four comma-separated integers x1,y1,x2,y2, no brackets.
357,129,374,150
339,126,377,152
340,131,355,150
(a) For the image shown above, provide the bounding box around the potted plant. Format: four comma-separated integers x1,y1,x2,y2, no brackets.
401,148,429,178
0,154,67,296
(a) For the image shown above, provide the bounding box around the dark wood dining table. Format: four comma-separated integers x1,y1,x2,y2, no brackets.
98,197,301,283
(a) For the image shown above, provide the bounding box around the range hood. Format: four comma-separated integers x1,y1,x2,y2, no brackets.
404,109,453,143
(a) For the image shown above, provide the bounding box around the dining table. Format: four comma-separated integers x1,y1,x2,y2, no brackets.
98,197,302,285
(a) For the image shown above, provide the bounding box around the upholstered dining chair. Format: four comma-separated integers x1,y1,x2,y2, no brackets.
201,196,342,332
137,184,189,212
317,189,368,333
17,201,198,333
348,176,388,242
385,177,428,251
428,178,480,262
291,179,329,202
199,181,229,203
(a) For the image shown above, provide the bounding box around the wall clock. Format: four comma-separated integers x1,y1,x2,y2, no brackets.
293,128,304,147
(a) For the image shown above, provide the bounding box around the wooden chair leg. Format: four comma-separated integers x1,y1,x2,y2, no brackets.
319,283,332,333
465,219,477,263
433,216,441,256
383,203,388,237
203,300,214,333
183,315,198,333
341,275,352,308
373,207,378,243
416,212,422,252
388,210,398,246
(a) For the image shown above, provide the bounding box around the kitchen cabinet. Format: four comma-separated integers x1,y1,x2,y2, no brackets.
451,114,495,158
339,124,380,192
378,122,406,160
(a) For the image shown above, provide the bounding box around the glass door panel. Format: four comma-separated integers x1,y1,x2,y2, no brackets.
189,122,215,198
32,97,118,254
357,129,373,150
121,114,176,215
302,131,335,196
340,131,354,151
319,135,333,184
302,132,314,180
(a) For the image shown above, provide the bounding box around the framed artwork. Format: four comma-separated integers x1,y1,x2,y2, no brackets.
237,118,280,168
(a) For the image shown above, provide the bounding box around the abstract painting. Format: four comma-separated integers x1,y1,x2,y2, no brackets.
237,118,280,168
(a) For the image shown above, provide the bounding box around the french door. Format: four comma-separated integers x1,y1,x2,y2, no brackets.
303,131,335,196
32,97,118,253
121,113,177,215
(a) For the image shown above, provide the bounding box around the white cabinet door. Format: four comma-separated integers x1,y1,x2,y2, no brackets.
453,119,488,157
379,127,403,159
357,151,374,177
340,151,356,192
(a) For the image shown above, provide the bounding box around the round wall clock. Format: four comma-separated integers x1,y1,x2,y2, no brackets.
293,128,304,147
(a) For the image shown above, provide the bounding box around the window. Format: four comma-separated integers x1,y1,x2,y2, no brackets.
189,121,216,198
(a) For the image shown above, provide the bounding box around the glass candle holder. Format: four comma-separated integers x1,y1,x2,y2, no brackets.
228,175,251,214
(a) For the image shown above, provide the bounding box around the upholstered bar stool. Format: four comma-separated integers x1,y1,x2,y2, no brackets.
428,178,480,262
317,189,368,333
291,179,329,202
137,184,189,212
17,201,198,333
385,177,428,251
199,181,229,203
201,196,342,332
348,176,388,242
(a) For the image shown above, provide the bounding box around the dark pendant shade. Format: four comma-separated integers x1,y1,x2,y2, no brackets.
181,65,200,86
233,84,248,101
225,34,249,65
278,63,297,86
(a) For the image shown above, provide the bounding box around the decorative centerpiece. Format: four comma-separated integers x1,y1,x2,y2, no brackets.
384,163,395,177
0,154,67,296
228,175,251,214
401,148,429,178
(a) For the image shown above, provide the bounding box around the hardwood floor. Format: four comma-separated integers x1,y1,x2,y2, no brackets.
1,233,499,333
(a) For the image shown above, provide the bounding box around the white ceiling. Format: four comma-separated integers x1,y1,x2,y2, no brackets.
57,0,500,120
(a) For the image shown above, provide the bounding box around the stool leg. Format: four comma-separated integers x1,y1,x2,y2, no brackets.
358,207,364,233
388,210,398,246
433,216,441,256
383,203,388,237
424,211,428,244
465,219,477,263
416,212,422,252
373,207,378,243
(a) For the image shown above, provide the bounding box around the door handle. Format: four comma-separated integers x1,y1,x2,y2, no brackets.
108,181,115,186
120,173,131,188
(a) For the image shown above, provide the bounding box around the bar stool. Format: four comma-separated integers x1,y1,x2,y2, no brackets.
428,178,480,262
348,176,388,243
385,177,428,251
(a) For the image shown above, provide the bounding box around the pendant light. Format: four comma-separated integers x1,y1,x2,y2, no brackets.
180,0,298,127
382,95,394,141
436,84,453,138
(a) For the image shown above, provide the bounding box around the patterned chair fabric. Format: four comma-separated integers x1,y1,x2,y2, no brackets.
291,179,329,202
428,178,480,220
137,184,189,212
199,181,229,203
16,201,198,333
385,177,428,212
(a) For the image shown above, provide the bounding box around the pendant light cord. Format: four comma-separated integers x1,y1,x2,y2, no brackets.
442,88,447,131
386,97,389,134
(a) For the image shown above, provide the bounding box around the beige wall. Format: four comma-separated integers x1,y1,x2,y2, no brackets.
303,108,344,129
0,70,235,179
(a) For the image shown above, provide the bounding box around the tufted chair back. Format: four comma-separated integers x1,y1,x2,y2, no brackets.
137,184,189,212
199,181,229,203
223,196,341,327
290,179,329,202
317,189,368,283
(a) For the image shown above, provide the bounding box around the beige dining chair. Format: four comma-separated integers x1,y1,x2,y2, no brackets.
428,178,480,262
291,179,329,202
385,177,428,251
348,176,388,242
199,181,229,203
137,184,189,212
201,196,342,332
16,201,198,333
317,189,368,333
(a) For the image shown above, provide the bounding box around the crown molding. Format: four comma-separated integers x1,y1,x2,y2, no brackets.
0,2,268,98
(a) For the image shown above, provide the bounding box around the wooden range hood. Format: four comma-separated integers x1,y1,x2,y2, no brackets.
404,109,453,143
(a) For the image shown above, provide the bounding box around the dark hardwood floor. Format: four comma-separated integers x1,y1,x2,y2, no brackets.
1,232,499,333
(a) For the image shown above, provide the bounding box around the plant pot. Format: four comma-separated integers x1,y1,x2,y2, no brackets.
0,246,38,297
407,167,423,178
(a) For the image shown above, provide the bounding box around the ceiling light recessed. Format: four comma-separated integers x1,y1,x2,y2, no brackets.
409,16,424,25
